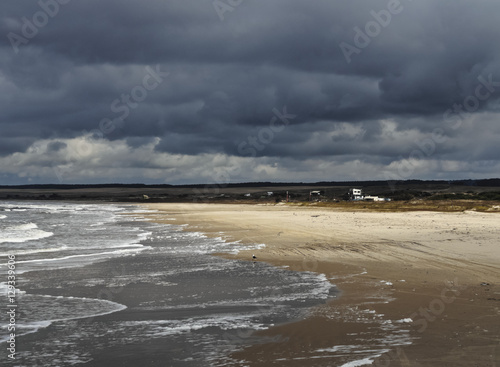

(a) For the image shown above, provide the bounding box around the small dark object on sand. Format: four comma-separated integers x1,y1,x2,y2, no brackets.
252,254,257,260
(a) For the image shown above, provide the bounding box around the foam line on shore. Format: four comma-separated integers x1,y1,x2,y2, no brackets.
0,295,127,343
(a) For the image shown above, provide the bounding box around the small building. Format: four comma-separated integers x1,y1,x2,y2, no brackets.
348,188,389,202
364,195,385,202
267,192,274,196
309,190,322,201
348,188,364,201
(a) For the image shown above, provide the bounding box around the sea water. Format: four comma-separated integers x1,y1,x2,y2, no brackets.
0,202,335,366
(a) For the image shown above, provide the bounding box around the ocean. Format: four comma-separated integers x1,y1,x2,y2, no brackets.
0,202,336,366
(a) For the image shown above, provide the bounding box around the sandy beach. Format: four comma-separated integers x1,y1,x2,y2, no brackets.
141,202,500,366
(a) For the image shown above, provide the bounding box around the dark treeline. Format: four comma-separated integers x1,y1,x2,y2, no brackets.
1,178,499,190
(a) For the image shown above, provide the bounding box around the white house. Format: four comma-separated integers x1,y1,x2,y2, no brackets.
348,188,364,201
364,195,385,202
349,188,389,202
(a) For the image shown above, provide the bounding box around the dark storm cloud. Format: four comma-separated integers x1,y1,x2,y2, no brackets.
46,141,66,152
1,0,500,183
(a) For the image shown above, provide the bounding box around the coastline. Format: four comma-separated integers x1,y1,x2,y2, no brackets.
140,202,500,366
9,201,334,366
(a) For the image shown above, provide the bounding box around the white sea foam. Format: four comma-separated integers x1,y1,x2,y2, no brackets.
0,222,54,243
155,232,266,255
339,356,380,367
0,214,6,219
118,313,268,339
1,203,125,213
0,245,69,257
396,318,413,323
0,320,53,343
315,344,391,361
16,247,150,265
145,274,333,311
0,296,126,343
316,345,358,353
227,242,266,254
0,281,25,297
15,222,37,230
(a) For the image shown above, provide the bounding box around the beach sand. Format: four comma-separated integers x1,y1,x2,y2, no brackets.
140,203,500,366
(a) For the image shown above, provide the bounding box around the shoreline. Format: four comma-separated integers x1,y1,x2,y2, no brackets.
140,202,500,366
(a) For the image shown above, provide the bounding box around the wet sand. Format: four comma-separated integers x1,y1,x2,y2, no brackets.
141,203,500,366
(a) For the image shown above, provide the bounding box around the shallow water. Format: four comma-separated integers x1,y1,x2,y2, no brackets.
0,202,336,366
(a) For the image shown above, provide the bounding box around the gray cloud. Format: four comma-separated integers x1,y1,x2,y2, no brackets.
1,0,500,183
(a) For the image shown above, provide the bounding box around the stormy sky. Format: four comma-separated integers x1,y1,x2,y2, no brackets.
1,0,500,184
